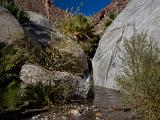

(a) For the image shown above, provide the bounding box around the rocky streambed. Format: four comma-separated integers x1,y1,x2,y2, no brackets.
25,87,141,120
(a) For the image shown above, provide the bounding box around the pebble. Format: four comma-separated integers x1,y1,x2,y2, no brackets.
61,116,67,120
95,112,103,118
96,117,101,120
70,109,81,117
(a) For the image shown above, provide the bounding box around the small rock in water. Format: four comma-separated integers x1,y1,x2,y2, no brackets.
96,117,101,120
70,109,81,117
95,112,103,118
31,116,36,120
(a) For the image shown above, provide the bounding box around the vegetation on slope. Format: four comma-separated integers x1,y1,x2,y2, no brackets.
57,15,100,58
117,34,160,120
0,42,28,109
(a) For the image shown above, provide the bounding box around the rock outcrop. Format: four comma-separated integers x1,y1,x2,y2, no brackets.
20,64,90,99
91,0,128,34
14,0,69,22
92,0,160,90
0,6,24,44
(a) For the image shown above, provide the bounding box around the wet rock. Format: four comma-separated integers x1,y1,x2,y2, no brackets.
61,116,67,120
70,109,81,117
95,112,103,118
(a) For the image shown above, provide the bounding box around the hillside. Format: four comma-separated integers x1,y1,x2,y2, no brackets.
14,0,69,21
91,0,128,34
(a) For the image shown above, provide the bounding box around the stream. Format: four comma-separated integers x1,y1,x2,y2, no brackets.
27,87,141,120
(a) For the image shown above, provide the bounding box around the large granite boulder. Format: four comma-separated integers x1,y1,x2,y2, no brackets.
20,64,90,99
0,6,24,44
92,0,160,90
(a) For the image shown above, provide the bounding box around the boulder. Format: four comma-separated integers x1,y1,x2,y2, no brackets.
24,11,63,48
56,40,89,75
23,12,53,48
26,11,52,29
20,64,90,99
92,0,160,90
0,6,24,44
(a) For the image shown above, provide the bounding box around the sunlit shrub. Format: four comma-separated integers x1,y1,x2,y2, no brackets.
117,34,160,120
57,15,94,40
105,11,118,28
56,15,100,58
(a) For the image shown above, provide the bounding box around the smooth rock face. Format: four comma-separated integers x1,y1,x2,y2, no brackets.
0,6,24,44
92,0,160,90
20,64,90,98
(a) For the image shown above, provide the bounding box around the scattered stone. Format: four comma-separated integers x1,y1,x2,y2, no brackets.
61,116,67,120
95,112,103,118
70,109,81,117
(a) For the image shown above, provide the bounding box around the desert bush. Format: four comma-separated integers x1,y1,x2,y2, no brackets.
105,11,118,28
24,82,72,107
56,15,100,58
0,81,22,109
117,34,160,120
36,43,84,75
0,0,29,23
57,15,94,40
0,42,28,89
0,42,28,109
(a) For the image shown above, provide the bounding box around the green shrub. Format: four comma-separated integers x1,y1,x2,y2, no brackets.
24,82,72,107
36,43,84,75
0,42,28,89
117,34,160,120
0,0,29,23
24,83,47,108
0,42,28,109
56,15,100,58
0,81,22,109
105,11,118,28
57,15,94,40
